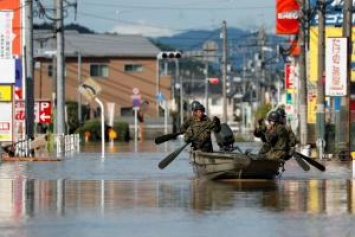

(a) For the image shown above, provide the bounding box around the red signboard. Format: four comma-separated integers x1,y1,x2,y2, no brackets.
37,101,52,123
14,101,52,124
284,63,295,89
276,0,300,35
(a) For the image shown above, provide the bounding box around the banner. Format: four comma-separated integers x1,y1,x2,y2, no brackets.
0,0,21,56
325,37,348,96
310,26,355,82
276,0,300,34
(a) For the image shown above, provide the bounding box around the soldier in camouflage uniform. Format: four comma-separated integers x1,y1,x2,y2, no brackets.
180,101,201,134
260,111,289,160
276,108,299,160
184,103,221,152
253,117,271,154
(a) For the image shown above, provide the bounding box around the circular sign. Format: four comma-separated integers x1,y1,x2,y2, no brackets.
132,87,140,95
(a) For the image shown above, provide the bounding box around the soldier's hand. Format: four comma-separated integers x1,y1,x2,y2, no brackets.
213,116,220,126
258,118,264,125
185,136,194,143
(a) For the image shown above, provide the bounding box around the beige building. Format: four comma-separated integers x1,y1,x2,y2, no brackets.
33,30,171,119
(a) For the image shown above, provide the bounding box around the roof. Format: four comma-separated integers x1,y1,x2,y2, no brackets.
34,30,160,58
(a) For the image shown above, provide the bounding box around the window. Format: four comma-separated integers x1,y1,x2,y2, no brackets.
47,64,53,77
47,64,67,78
90,64,109,78
124,64,143,72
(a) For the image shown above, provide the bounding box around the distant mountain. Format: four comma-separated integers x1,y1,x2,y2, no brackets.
152,27,288,71
153,28,251,51
34,23,95,34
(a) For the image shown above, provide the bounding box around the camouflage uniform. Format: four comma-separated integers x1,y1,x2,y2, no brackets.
263,123,289,160
253,119,271,154
276,108,299,159
180,116,194,134
180,101,201,134
184,115,219,152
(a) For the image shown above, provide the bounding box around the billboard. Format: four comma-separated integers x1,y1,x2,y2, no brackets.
0,0,21,56
310,0,355,26
325,37,348,96
276,0,300,34
309,26,355,82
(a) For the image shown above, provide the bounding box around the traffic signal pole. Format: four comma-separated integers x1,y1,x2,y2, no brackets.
56,0,65,138
316,0,326,158
298,0,308,146
222,21,228,123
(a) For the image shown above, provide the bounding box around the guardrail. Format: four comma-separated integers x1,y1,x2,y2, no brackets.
53,134,80,157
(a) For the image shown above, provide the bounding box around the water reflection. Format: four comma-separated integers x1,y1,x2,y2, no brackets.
1,178,355,220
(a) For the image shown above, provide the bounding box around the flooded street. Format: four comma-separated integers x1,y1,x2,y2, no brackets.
1,140,355,237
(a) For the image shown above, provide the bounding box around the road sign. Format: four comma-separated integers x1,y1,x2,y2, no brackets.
14,101,52,124
132,87,140,95
36,101,52,124
131,87,141,108
131,94,141,108
155,92,166,103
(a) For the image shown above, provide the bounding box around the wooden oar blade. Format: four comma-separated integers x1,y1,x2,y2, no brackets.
158,143,189,169
155,133,181,145
296,152,326,172
294,153,310,171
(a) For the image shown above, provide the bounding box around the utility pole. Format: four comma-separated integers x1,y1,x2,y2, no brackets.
298,0,308,146
25,0,35,140
222,20,227,122
77,51,82,124
56,0,65,136
338,0,352,159
316,0,325,153
204,60,209,116
258,26,266,105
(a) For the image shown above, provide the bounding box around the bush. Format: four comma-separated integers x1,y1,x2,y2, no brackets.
75,119,130,142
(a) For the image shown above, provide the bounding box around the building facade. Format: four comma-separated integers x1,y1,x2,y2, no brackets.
33,31,171,119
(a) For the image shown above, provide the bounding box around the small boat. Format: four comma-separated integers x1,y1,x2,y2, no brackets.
189,150,283,180
188,123,283,180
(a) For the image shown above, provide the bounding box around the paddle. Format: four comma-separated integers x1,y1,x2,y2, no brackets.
155,132,182,145
293,153,310,171
296,152,326,172
158,142,191,169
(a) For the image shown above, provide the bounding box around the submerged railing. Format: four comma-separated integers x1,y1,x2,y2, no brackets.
52,134,81,157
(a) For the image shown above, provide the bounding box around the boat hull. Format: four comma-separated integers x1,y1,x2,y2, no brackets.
190,151,282,180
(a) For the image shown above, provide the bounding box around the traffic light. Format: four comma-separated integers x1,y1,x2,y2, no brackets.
226,77,235,97
208,78,219,84
158,51,182,59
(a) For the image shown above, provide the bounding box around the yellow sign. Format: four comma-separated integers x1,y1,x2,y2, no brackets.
310,26,355,82
0,85,12,101
307,90,317,124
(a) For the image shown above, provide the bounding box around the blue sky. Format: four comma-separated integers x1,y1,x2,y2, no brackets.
36,0,276,37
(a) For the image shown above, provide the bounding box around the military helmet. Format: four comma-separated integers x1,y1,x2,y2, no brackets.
191,101,201,111
267,111,280,122
193,103,205,112
276,108,286,118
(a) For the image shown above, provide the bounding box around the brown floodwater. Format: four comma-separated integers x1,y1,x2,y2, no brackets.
0,140,354,237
